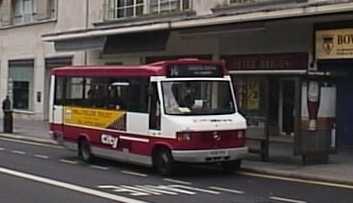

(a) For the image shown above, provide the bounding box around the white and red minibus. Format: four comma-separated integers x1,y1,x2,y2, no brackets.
49,59,247,175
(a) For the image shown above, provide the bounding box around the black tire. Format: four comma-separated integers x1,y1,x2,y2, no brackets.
221,160,241,173
153,148,175,176
79,139,93,163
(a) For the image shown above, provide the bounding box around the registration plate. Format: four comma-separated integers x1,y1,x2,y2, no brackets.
209,150,228,157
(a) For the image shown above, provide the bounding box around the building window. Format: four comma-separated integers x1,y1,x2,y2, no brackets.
9,60,34,111
13,0,36,24
12,0,56,25
106,0,191,20
149,0,190,14
111,0,144,18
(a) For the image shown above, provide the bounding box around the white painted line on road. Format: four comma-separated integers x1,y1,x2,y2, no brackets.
121,185,161,196
121,170,148,177
60,159,78,165
163,178,192,185
0,137,63,149
0,166,148,203
0,147,5,151
208,186,244,194
34,154,49,159
238,171,353,190
136,185,179,195
11,150,26,155
90,165,109,170
270,196,307,203
170,185,220,195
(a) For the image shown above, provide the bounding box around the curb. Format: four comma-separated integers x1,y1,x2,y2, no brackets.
240,166,353,187
0,133,57,145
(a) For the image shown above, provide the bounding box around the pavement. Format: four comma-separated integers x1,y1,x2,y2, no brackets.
1,118,353,187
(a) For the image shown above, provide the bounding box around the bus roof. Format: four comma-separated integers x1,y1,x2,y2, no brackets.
51,59,225,77
51,65,166,77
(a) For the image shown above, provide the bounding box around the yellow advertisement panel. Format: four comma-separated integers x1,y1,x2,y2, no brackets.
64,107,126,130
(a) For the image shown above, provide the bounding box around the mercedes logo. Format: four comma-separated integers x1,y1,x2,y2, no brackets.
213,131,221,141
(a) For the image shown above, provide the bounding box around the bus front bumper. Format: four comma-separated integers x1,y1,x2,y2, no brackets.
172,147,248,163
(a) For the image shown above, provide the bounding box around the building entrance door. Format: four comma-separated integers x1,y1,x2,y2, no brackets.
337,76,353,146
279,79,295,136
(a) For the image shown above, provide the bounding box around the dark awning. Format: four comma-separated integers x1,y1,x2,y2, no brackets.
54,36,107,52
103,30,170,54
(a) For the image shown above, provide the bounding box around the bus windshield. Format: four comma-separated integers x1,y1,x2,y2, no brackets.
162,80,236,115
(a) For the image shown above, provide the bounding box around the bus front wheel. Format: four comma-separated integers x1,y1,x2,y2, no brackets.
79,139,93,163
153,148,175,176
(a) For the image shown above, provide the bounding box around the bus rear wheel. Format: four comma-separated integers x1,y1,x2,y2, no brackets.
79,139,93,163
153,148,175,176
221,160,241,173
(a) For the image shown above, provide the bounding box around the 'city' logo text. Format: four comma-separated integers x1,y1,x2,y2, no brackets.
101,134,119,148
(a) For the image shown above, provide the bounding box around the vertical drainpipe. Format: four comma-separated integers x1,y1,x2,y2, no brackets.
84,0,89,65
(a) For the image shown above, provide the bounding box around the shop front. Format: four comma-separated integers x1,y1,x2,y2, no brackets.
316,24,353,148
222,53,307,160
223,53,335,163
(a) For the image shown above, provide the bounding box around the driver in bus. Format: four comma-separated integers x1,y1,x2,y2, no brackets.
107,86,125,110
179,83,195,109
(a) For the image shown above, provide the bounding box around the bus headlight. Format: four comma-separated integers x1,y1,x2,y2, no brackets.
177,132,192,142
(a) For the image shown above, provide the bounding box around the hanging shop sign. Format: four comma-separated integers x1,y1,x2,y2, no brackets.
316,28,353,59
307,80,321,131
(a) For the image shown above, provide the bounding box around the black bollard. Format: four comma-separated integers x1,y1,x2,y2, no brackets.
2,96,13,133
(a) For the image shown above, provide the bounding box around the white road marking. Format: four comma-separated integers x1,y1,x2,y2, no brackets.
0,137,62,149
163,178,192,185
34,154,49,159
98,185,150,196
0,147,5,151
121,170,147,177
98,184,224,196
239,171,353,190
270,196,307,203
136,185,178,195
170,185,220,195
208,186,244,194
90,165,109,170
60,159,78,165
0,167,148,203
155,185,196,195
121,185,162,196
11,150,26,155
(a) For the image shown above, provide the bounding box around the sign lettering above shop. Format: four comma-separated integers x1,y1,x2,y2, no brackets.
316,28,353,59
338,34,353,45
222,53,308,70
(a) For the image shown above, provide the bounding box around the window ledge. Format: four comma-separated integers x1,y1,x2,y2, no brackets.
13,110,35,115
212,0,308,14
94,10,195,27
0,18,57,30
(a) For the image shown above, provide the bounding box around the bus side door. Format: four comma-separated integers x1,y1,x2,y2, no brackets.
149,82,161,131
50,75,65,137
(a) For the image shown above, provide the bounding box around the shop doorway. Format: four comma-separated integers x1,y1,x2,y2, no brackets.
279,79,296,137
337,76,353,146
